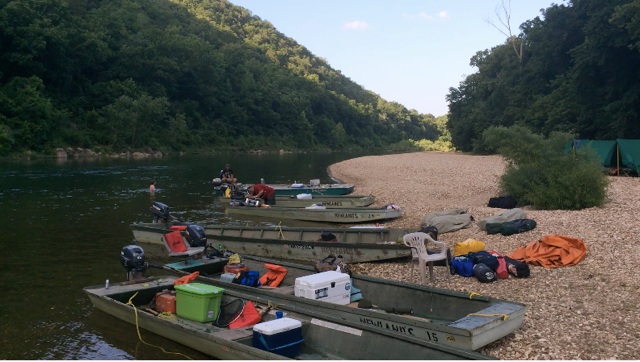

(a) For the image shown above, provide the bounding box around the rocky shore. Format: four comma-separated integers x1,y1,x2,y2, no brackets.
329,152,640,360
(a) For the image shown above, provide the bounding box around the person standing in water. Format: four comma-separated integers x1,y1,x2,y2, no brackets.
247,184,276,205
149,180,156,193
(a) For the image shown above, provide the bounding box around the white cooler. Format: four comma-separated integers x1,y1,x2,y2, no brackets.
294,271,351,305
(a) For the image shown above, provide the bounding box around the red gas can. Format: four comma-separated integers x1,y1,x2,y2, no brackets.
155,291,176,314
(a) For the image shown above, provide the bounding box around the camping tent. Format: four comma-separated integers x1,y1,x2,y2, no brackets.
616,139,640,173
570,139,617,167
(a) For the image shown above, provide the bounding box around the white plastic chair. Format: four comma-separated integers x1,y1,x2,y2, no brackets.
403,232,450,284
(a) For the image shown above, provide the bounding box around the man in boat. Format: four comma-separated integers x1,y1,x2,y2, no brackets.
247,184,276,205
220,164,237,185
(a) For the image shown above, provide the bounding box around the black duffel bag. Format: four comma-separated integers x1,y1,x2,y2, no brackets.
487,196,517,209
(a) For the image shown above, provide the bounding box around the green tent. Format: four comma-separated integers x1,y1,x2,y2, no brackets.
571,140,617,167
616,139,640,173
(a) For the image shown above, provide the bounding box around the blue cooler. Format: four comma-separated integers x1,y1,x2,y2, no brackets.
252,318,303,357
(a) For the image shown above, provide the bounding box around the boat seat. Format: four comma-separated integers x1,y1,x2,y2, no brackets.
162,231,205,257
270,285,295,295
212,327,255,341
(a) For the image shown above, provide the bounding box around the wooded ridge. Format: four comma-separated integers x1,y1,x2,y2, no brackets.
0,0,442,156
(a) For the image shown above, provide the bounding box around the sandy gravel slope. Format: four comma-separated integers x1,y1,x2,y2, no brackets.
329,152,640,360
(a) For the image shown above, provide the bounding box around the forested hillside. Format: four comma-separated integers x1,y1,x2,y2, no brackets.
447,0,640,152
0,0,441,156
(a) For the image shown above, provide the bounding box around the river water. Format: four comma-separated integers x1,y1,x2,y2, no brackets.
0,151,380,359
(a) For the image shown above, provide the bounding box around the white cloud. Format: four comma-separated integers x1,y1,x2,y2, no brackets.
419,12,434,20
342,20,369,30
438,11,449,19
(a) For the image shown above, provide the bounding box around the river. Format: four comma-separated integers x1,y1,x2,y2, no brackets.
0,151,381,359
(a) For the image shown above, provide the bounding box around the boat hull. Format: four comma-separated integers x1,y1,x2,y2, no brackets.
163,255,528,351
224,206,402,223
85,278,493,360
214,184,355,196
218,194,375,208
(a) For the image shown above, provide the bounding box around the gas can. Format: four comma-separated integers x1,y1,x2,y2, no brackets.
155,291,177,314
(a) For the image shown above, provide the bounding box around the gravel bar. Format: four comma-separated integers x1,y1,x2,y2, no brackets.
329,152,640,360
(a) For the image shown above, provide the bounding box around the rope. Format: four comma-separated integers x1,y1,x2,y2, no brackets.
125,292,193,360
467,313,509,320
468,292,482,299
276,222,286,240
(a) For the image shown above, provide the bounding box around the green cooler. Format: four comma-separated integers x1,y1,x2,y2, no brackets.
174,283,224,322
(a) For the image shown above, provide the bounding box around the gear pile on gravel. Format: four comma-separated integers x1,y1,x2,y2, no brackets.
329,152,640,360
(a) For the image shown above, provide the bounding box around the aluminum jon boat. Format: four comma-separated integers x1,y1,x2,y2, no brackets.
218,194,375,208
84,276,493,360
153,254,528,352
130,223,413,264
224,205,402,223
214,183,355,196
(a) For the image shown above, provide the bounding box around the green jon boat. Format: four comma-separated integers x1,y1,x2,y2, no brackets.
225,205,402,223
85,276,493,360
158,255,527,351
214,183,355,196
218,194,375,208
130,224,414,263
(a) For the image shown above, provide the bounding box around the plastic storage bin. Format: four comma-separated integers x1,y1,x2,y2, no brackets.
174,283,224,322
294,271,351,305
253,318,303,357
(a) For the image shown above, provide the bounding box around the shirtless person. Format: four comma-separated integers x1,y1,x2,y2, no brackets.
220,164,237,185
149,180,156,193
247,184,276,205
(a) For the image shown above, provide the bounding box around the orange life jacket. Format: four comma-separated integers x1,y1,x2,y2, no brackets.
258,264,288,287
173,271,200,285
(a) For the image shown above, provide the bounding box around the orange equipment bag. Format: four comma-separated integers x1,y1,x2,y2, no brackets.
229,301,262,329
155,291,176,314
164,231,187,253
174,271,200,286
224,264,249,274
258,264,288,288
169,225,188,231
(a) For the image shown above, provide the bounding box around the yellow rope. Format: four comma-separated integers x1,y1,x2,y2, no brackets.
468,292,482,299
276,222,286,240
125,292,193,360
467,313,509,320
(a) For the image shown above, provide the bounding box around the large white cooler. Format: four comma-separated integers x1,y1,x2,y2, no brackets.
294,271,351,305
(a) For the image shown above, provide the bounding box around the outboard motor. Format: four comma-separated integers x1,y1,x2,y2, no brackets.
150,202,170,223
120,245,162,281
185,225,207,247
120,245,147,281
230,190,245,200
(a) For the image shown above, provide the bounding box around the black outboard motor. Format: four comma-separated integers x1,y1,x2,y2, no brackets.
150,202,170,223
230,190,245,200
121,245,147,281
185,225,207,247
120,245,162,281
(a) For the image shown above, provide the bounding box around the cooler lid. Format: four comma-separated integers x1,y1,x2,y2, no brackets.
253,317,302,335
295,271,350,288
174,283,224,296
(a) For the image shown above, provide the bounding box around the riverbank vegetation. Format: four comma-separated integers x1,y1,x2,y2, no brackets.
481,125,608,210
388,115,453,152
0,0,444,156
447,0,640,152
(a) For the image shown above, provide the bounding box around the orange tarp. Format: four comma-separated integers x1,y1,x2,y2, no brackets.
506,235,587,268
174,271,200,285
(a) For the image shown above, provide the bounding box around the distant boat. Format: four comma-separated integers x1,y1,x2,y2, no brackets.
84,276,493,360
129,224,414,263
214,183,355,196
225,205,402,223
218,194,375,208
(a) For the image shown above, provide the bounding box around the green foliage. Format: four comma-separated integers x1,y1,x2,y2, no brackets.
388,115,454,152
0,0,443,155
447,0,640,151
482,125,608,210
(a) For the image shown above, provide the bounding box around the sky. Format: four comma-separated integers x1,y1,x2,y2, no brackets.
229,0,562,117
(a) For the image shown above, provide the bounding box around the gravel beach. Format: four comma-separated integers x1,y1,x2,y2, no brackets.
329,152,640,360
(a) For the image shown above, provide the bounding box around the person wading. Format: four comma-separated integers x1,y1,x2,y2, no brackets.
247,184,276,205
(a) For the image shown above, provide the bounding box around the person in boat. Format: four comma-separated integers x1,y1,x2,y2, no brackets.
247,184,276,205
220,164,237,185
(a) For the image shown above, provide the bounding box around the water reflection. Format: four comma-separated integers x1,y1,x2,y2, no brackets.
0,151,384,359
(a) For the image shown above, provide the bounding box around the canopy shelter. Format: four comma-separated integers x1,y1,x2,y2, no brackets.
616,139,640,173
570,139,617,167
